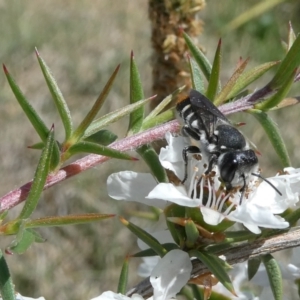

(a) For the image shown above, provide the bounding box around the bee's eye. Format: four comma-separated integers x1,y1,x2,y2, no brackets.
219,153,238,186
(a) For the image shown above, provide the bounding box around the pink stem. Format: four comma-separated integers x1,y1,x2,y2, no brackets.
0,120,180,212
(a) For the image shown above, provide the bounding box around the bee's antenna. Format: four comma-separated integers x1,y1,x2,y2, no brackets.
251,173,282,196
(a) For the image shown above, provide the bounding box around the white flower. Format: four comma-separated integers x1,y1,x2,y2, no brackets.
92,250,191,300
107,133,299,233
150,250,192,300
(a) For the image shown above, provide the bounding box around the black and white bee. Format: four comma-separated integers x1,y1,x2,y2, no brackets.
176,89,281,202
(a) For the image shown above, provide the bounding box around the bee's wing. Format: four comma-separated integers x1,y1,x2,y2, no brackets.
189,89,230,136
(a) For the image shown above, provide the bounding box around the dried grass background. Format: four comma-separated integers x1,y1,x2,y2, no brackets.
0,1,299,299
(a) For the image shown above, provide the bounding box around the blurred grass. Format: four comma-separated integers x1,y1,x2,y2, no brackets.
0,0,299,299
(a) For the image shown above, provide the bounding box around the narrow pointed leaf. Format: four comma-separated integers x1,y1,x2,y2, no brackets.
287,22,296,51
248,257,262,280
185,220,199,247
3,64,49,142
8,229,36,254
119,217,167,257
251,109,290,167
117,257,129,294
256,69,296,110
28,142,44,150
67,141,136,161
0,249,15,300
144,86,185,122
188,56,204,93
183,31,212,81
206,39,222,101
25,213,115,228
214,58,249,106
227,61,279,99
269,34,300,89
262,254,282,300
190,249,235,295
83,129,117,145
36,48,73,140
82,96,154,139
128,51,144,135
18,126,55,219
72,65,120,142
137,145,168,183
270,96,300,110
132,243,179,257
222,0,285,33
190,284,204,300
141,108,175,131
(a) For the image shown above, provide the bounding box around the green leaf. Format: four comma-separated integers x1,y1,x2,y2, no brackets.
250,109,291,167
8,228,36,254
36,48,73,140
67,141,137,161
189,249,235,296
269,34,300,90
28,141,45,150
188,56,204,93
183,31,212,81
248,257,262,280
3,64,49,142
82,96,154,139
226,61,280,100
117,257,129,294
221,0,285,33
256,69,296,111
185,219,199,247
132,243,179,257
214,58,249,106
144,86,184,122
141,108,175,131
0,249,15,300
119,217,167,257
128,51,145,135
190,284,204,300
25,213,115,228
71,65,120,142
137,145,168,183
206,39,222,101
262,254,282,300
83,129,117,145
18,126,55,219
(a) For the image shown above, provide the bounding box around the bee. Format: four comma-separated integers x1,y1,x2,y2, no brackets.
176,89,281,202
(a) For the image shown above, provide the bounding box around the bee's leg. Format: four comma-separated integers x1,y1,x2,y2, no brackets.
204,154,218,175
182,145,201,183
239,174,246,205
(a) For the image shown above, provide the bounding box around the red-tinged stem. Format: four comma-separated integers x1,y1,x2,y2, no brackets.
0,120,180,212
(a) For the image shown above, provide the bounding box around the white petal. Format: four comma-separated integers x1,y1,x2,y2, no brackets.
228,203,289,234
252,176,299,214
107,171,164,207
200,206,225,226
138,256,161,277
147,183,200,207
90,291,143,300
16,294,45,300
150,250,192,300
159,133,187,179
